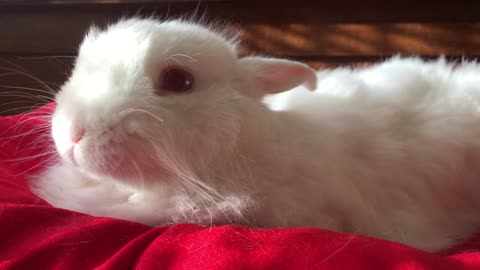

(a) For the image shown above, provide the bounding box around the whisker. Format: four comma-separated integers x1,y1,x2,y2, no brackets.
2,150,58,162
167,54,198,63
0,104,51,116
0,72,21,77
163,56,183,66
0,85,57,98
13,155,58,177
0,123,51,147
131,159,146,190
144,127,244,225
0,67,56,94
15,55,76,60
125,108,165,123
1,114,51,133
0,58,62,90
0,126,49,143
0,92,52,101
22,133,53,151
314,235,357,267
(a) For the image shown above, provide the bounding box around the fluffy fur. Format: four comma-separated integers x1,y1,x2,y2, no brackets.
31,18,480,252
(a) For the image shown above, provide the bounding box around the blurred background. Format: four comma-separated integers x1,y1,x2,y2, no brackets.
1,0,480,115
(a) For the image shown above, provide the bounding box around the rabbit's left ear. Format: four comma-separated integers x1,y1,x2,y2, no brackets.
240,57,317,95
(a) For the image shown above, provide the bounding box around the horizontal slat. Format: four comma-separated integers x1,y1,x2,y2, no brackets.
2,9,480,57
0,0,224,5
2,2,480,23
240,23,480,57
2,2,480,57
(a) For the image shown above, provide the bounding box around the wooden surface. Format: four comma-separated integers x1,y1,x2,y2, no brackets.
1,1,480,115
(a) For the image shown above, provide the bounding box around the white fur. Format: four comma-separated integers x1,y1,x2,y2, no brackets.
31,18,480,252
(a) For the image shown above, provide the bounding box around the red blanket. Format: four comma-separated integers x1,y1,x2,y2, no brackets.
1,104,480,270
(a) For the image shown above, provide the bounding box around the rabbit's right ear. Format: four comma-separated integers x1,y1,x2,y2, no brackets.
240,57,317,97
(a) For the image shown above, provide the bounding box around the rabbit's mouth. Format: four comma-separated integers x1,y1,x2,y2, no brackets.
76,138,171,185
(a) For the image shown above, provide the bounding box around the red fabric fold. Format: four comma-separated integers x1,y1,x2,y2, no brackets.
1,104,479,270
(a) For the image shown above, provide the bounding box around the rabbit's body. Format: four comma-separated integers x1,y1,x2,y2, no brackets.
31,18,480,251
262,58,480,251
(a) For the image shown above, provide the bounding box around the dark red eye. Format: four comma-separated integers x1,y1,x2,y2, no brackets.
158,67,194,93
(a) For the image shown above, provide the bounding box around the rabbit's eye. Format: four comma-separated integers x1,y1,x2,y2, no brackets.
157,67,194,94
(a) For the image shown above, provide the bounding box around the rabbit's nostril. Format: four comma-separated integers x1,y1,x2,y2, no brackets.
71,129,85,143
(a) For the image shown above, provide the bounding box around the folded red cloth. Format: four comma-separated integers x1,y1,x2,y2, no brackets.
1,104,479,270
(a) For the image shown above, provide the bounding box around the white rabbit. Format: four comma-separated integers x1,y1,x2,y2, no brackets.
31,18,480,252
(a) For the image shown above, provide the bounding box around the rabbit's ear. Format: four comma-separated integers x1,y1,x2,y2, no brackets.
240,57,317,95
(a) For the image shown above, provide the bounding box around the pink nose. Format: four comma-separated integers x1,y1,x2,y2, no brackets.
71,129,85,143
